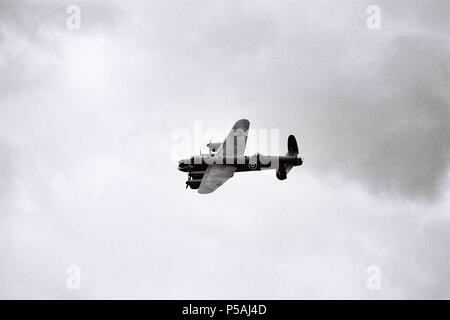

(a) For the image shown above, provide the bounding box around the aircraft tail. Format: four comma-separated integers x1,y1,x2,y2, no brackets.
286,135,299,156
276,135,301,180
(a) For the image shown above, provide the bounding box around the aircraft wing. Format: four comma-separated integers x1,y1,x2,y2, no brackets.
198,164,237,194
197,119,249,194
215,119,250,157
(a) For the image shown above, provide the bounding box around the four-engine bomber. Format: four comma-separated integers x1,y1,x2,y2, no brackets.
178,119,303,193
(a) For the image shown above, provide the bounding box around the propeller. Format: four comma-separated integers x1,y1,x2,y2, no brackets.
186,174,192,189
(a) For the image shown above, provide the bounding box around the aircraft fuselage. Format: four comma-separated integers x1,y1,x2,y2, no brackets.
178,154,303,173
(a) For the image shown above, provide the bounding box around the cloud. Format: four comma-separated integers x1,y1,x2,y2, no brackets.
0,0,448,299
298,34,450,200
105,0,449,199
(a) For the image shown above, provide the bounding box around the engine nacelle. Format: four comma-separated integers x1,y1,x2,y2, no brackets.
276,165,287,180
186,179,202,189
188,171,205,179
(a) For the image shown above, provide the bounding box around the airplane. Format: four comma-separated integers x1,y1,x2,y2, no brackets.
178,119,303,194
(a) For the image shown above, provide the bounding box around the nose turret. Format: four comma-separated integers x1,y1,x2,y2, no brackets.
178,159,190,172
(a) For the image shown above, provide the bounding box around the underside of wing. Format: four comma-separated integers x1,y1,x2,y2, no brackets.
198,165,237,194
215,119,250,157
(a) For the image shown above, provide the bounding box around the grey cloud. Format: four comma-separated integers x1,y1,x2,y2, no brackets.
123,0,450,199
0,142,13,201
170,2,450,200
0,0,123,96
0,0,122,37
0,0,449,299
302,35,450,200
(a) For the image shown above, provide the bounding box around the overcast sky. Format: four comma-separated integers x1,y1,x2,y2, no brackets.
0,0,449,299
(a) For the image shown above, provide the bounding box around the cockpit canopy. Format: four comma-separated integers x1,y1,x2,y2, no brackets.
178,157,193,165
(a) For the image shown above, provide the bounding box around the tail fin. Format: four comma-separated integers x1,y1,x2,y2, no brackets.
286,135,299,156
277,135,300,180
